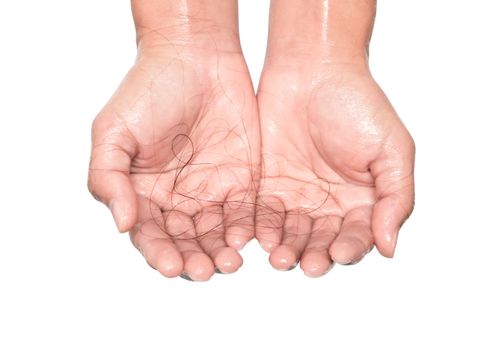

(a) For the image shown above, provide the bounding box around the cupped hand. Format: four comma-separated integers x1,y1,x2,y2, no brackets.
256,62,415,277
88,44,260,281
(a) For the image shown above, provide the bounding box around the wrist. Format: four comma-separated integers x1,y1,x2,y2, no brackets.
264,45,369,70
136,30,242,60
132,0,241,58
265,0,375,68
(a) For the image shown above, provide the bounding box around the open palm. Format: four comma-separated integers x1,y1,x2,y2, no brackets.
256,64,415,277
89,52,259,281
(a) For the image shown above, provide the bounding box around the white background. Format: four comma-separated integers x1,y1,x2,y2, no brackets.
1,0,492,349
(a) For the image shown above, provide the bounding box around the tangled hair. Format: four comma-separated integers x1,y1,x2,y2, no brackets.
91,24,333,247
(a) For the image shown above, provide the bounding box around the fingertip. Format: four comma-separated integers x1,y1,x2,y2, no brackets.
259,239,279,253
184,252,215,282
269,245,298,271
329,237,366,265
214,247,243,274
372,195,408,258
110,199,137,233
157,253,184,278
300,251,332,277
375,229,398,258
225,234,249,250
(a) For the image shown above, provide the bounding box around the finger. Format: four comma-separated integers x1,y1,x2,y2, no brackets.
371,134,415,257
129,196,183,277
255,196,286,252
130,221,183,278
88,118,137,232
165,210,215,281
300,216,342,277
330,206,374,265
269,213,312,271
194,205,243,274
223,192,255,250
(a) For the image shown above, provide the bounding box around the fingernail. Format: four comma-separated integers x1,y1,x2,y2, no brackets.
287,262,298,271
179,272,194,281
337,259,354,266
214,267,225,274
276,261,298,271
147,262,157,271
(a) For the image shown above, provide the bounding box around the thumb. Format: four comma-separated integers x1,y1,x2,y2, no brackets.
88,115,138,233
371,133,415,258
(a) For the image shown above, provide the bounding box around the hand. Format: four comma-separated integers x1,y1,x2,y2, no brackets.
88,39,260,281
256,61,415,277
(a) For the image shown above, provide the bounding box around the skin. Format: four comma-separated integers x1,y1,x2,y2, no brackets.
256,0,415,277
88,0,260,281
88,0,415,280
